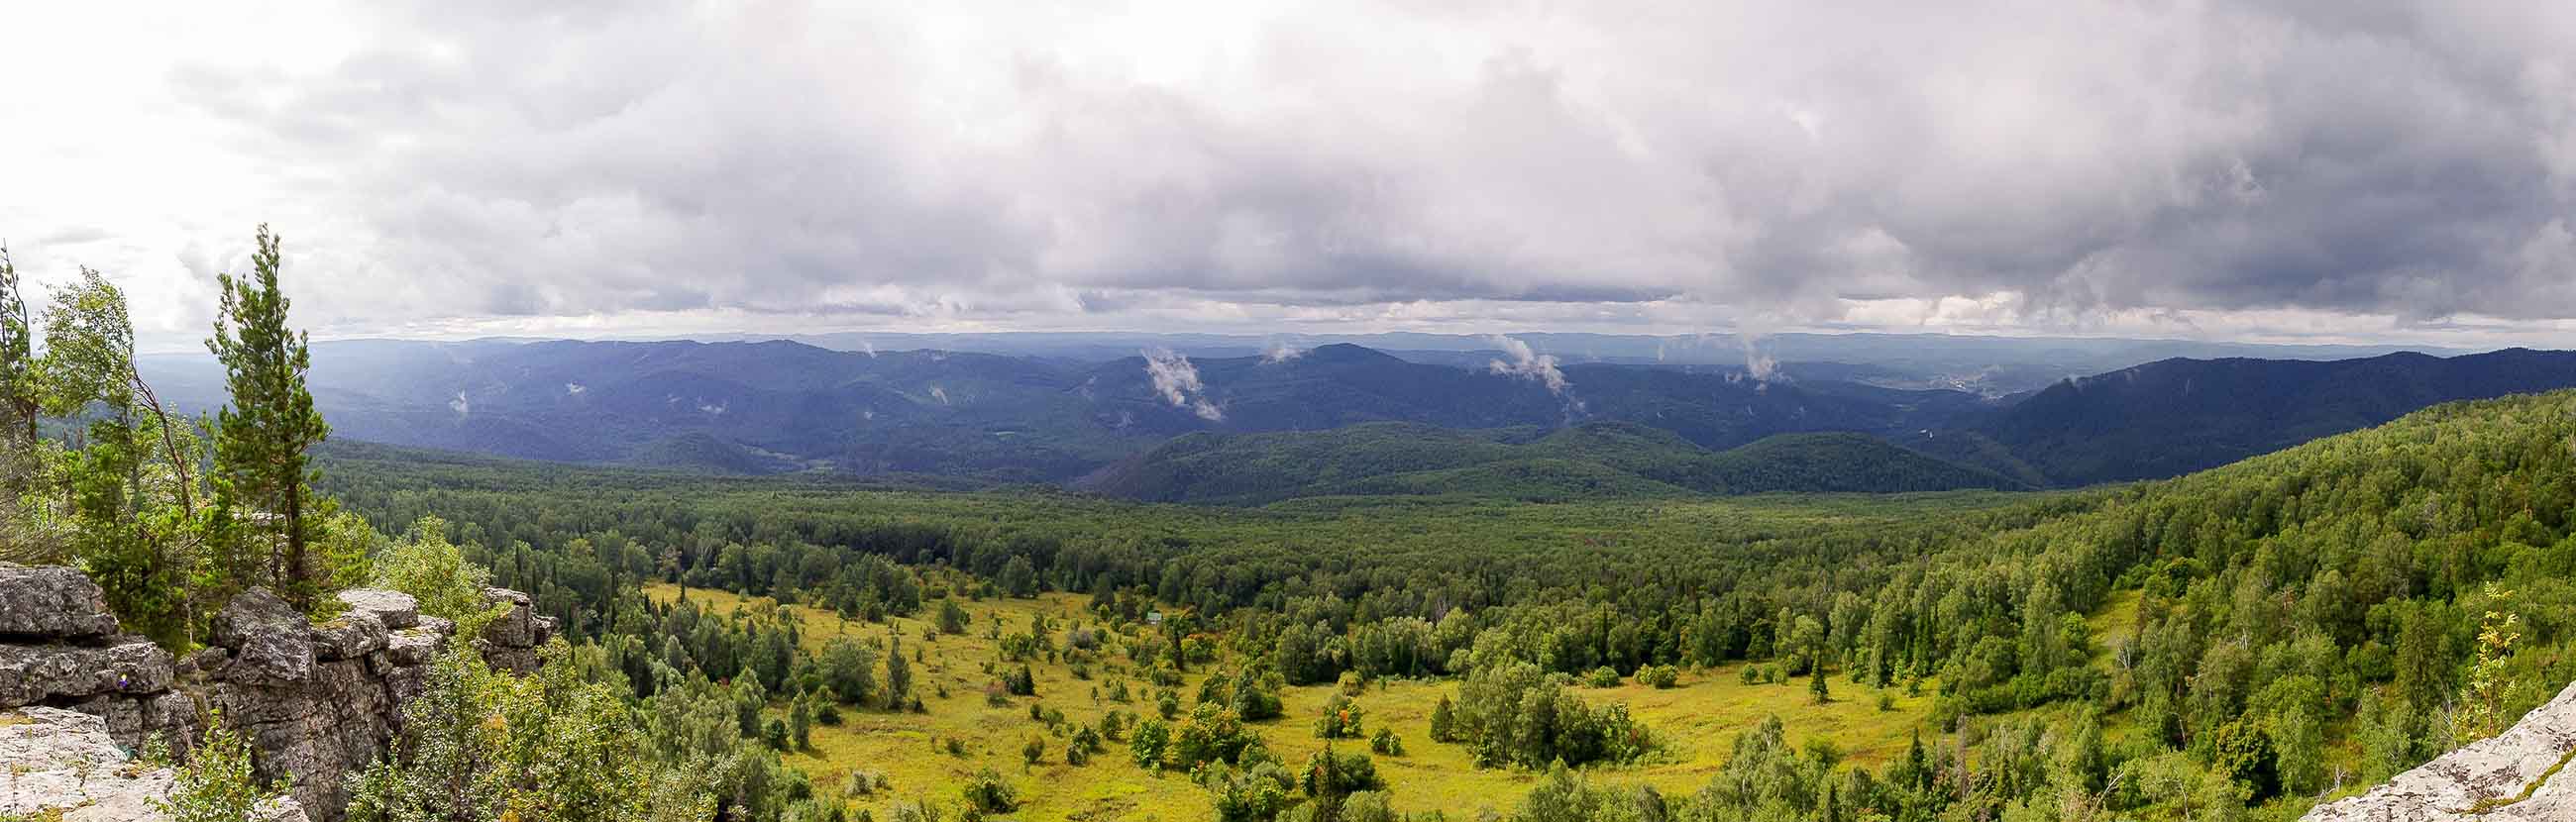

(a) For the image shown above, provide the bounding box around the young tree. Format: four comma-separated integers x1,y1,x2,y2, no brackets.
0,245,35,485
885,634,914,707
39,269,209,644
154,709,280,822
208,225,332,610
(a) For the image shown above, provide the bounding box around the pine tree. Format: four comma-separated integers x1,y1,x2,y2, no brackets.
1809,656,1831,705
886,634,914,706
0,246,45,560
0,245,33,452
207,226,331,610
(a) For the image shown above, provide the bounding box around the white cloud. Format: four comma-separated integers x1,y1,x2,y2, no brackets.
1259,339,1307,364
1143,348,1224,421
1485,334,1568,395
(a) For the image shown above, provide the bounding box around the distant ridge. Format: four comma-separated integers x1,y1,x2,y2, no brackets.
1955,348,2576,485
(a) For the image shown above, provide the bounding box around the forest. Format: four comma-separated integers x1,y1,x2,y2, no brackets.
9,234,2576,821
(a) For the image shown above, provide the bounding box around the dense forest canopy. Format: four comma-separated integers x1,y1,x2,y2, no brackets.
316,387,2576,821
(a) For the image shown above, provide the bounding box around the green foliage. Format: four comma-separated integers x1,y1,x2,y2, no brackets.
1637,665,1677,689
314,389,2576,819
1449,661,1650,770
959,769,1019,815
374,516,502,636
346,645,695,822
208,225,335,612
937,599,969,634
153,709,278,822
2456,582,2526,742
2207,718,2278,803
1129,717,1172,769
1313,694,1364,739
1426,695,1455,743
1166,703,1264,771
1086,422,2021,505
820,638,879,705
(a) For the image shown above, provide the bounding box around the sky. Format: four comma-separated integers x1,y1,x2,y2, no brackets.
5,0,2574,351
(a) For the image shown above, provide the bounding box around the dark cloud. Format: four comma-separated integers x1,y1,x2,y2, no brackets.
14,0,2574,343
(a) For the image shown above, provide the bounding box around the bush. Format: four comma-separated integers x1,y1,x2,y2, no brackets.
1368,727,1405,757
1429,695,1456,743
1003,665,1037,696
1585,667,1622,688
1166,703,1262,771
1130,718,1172,769
1315,694,1365,739
960,768,1020,814
154,709,277,822
1338,670,1367,696
373,517,505,636
1449,661,1652,769
1639,666,1678,689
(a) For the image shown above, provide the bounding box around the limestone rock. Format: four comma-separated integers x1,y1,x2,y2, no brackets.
0,706,177,822
313,611,388,662
385,625,445,668
215,588,315,686
0,706,313,822
336,589,419,630
0,636,175,707
0,565,122,639
481,587,535,647
2302,680,2576,821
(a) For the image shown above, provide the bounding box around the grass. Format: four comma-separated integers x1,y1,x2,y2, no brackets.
645,582,1940,821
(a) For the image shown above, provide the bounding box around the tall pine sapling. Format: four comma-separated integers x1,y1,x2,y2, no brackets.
208,225,333,611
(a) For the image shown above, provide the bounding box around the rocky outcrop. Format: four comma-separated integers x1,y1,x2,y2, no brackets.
0,565,124,639
0,565,555,822
474,587,558,673
190,587,455,818
0,705,308,822
2302,680,2576,821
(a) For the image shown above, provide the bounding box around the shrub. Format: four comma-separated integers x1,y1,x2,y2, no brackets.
153,709,277,822
1585,667,1622,688
960,768,1019,814
1130,718,1172,769
1003,665,1037,696
1314,694,1365,739
1428,695,1456,743
1369,727,1405,757
1449,661,1652,769
1639,666,1679,689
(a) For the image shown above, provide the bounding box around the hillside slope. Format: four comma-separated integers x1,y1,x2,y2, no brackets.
1077,420,2021,504
1966,348,2576,485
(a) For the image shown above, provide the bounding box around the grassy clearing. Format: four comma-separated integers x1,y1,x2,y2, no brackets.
646,582,1938,821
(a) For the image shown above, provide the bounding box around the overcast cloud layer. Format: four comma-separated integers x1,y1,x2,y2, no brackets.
6,1,2574,348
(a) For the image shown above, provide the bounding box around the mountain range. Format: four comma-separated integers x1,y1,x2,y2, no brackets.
136,336,2576,504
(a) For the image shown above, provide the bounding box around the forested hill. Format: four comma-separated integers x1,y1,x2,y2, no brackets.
1076,422,2024,504
1961,347,2576,486
314,386,2576,819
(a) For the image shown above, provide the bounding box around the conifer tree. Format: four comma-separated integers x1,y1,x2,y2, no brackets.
0,245,33,452
208,226,331,609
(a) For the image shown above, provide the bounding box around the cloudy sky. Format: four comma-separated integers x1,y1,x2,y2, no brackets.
6,0,2574,350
